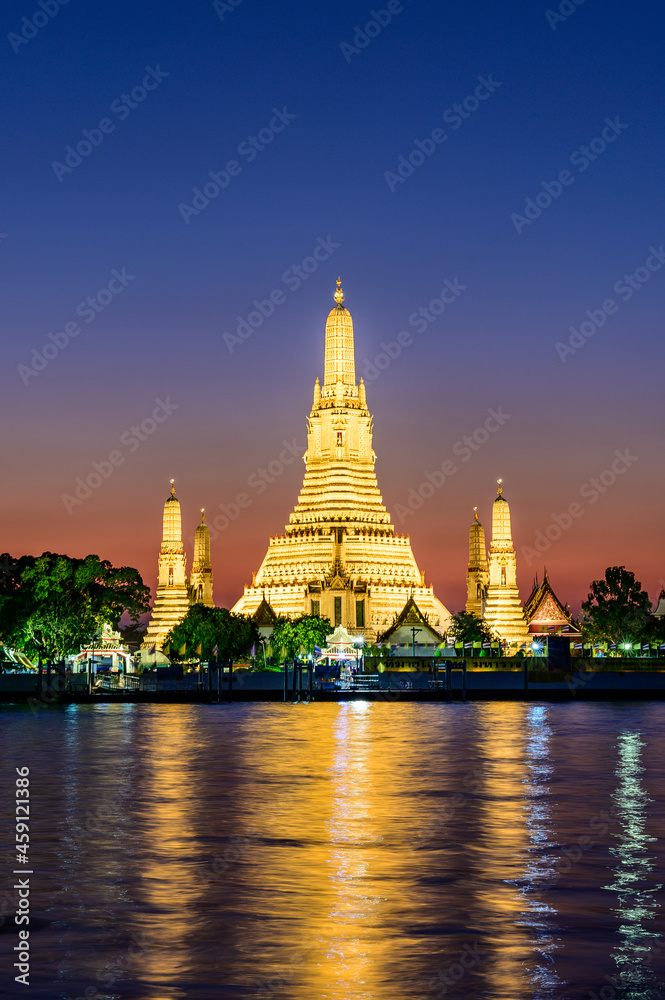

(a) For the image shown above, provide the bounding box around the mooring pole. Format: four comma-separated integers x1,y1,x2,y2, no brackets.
283,662,289,702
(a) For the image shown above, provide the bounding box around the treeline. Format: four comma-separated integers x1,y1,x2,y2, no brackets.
0,552,150,661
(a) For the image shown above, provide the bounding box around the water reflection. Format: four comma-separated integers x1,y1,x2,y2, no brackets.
1,702,665,1000
519,705,562,997
473,703,531,1000
604,729,662,997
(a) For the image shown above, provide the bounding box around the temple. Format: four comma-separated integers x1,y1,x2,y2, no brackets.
142,483,214,649
523,568,578,637
482,481,529,644
466,508,489,617
232,279,450,637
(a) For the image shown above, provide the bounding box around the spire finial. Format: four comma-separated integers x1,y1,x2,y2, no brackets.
200,508,206,523
334,276,344,305
474,506,479,522
497,478,503,497
170,478,176,497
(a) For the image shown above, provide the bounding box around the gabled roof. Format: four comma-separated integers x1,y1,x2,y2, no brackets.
524,569,572,625
653,588,665,618
252,597,277,626
377,596,441,643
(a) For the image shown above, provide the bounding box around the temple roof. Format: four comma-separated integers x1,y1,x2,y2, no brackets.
653,588,665,617
252,597,278,626
377,595,440,643
524,568,572,625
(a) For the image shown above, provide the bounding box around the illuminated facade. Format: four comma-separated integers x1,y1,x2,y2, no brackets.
482,481,529,644
142,484,214,650
233,279,450,638
466,508,489,617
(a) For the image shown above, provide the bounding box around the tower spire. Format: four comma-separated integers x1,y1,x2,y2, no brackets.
484,482,529,644
323,277,355,387
466,507,489,616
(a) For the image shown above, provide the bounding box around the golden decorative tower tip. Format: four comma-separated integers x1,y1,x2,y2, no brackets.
334,276,344,305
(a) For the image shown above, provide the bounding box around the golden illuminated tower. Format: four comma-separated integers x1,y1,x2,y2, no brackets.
483,481,529,644
142,481,192,649
189,509,214,606
466,508,489,617
233,279,450,636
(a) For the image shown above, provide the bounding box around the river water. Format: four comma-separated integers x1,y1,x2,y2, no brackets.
0,701,663,999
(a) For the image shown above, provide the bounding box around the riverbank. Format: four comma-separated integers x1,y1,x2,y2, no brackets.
3,660,665,704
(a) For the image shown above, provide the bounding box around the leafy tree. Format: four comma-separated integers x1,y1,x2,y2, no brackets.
165,605,259,662
271,614,331,662
0,552,150,661
446,611,496,646
580,566,653,647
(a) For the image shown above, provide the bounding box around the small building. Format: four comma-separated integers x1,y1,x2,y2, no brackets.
252,596,278,638
69,624,134,674
377,596,442,656
523,569,581,639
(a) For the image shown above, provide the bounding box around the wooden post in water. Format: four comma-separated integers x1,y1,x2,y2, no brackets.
462,661,467,702
228,661,233,701
283,663,289,702
523,661,529,695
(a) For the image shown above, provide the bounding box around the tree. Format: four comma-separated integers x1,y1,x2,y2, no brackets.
166,606,259,663
270,614,331,663
0,552,150,661
580,566,653,647
446,611,496,646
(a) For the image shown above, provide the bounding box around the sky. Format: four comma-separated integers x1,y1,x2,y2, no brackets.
2,0,664,616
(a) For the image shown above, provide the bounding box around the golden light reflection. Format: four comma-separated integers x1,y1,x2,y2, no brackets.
130,707,208,998
473,703,531,999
